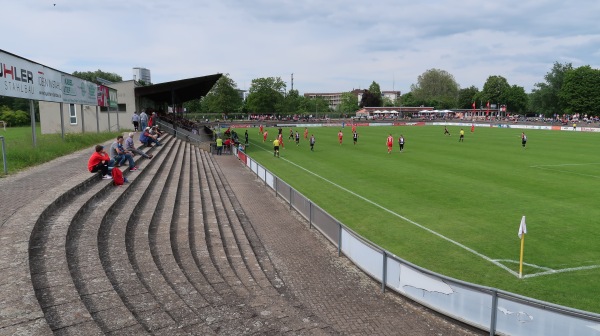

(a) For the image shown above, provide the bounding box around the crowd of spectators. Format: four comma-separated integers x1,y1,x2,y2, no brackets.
88,127,160,180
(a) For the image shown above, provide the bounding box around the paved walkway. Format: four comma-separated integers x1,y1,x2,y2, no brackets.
0,144,484,335
215,155,483,336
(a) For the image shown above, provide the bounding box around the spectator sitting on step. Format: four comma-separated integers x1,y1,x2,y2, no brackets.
154,124,164,137
110,135,139,171
150,125,163,141
140,127,162,147
125,132,153,159
87,144,114,179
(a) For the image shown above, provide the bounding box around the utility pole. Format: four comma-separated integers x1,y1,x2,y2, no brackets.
291,73,294,92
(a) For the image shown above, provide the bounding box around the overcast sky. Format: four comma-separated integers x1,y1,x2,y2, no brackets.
4,0,599,95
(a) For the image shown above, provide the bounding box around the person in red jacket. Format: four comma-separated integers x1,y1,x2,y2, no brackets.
88,145,114,179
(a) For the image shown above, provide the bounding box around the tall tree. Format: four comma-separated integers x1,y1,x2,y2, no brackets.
282,89,305,114
368,81,382,107
72,69,122,83
481,76,510,103
530,62,573,116
245,77,286,113
410,69,459,109
504,85,528,113
360,90,381,107
337,92,360,113
457,86,480,109
480,76,527,114
200,74,242,115
398,92,414,107
559,65,600,115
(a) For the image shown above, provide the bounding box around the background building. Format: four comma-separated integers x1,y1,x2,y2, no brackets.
133,67,151,84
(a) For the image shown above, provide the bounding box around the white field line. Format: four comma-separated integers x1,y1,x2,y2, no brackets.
250,141,600,278
530,163,600,179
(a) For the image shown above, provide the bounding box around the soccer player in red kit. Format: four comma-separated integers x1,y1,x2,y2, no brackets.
259,124,263,135
338,130,343,145
387,134,394,153
263,130,268,142
278,133,285,148
352,124,357,133
304,127,308,139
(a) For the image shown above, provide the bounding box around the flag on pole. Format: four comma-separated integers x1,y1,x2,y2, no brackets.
518,215,527,278
472,101,476,109
518,216,527,239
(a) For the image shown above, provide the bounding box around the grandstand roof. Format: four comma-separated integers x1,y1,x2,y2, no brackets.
135,73,222,104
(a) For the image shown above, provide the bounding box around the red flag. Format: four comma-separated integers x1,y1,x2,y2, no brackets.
472,102,476,110
486,101,490,115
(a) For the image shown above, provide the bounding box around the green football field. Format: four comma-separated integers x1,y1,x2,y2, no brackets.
242,123,600,313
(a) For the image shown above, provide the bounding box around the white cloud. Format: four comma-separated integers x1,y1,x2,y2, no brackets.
3,0,599,95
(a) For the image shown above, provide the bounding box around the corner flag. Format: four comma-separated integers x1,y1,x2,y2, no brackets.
518,215,527,278
518,216,527,239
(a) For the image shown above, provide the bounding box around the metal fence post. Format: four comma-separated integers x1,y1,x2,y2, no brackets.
490,290,498,336
337,222,342,257
274,177,278,197
309,202,312,230
382,252,387,293
0,136,7,174
289,187,292,210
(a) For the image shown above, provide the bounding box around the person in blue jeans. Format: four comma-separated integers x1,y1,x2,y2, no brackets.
139,127,162,147
110,135,139,171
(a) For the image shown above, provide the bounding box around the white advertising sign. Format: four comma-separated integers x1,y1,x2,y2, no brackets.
0,50,63,102
62,74,98,106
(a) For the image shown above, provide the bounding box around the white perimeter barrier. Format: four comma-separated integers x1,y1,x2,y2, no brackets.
241,153,600,336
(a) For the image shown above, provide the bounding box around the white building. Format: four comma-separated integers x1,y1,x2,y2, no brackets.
133,67,151,84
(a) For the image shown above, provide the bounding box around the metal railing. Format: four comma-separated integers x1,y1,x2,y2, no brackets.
236,148,600,336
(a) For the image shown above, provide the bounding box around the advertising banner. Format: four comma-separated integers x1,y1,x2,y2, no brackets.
62,74,98,105
108,88,118,109
97,85,109,107
0,50,63,102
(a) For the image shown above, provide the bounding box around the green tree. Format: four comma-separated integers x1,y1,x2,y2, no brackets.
400,92,419,107
480,75,510,103
282,89,305,114
72,69,122,83
480,76,527,114
559,66,600,115
360,90,380,107
200,74,243,116
382,96,394,107
457,86,480,109
337,92,360,114
504,85,528,113
368,81,382,107
530,62,573,116
183,99,202,113
245,77,286,113
310,97,330,116
0,106,30,126
410,69,459,108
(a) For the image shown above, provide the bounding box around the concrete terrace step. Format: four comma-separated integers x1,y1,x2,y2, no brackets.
0,134,165,335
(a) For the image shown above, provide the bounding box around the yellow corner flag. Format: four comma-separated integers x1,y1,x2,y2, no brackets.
518,216,527,278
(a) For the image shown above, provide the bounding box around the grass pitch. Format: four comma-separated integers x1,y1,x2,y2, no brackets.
245,124,600,313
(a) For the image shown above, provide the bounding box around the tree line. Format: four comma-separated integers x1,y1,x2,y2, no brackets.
186,62,600,117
